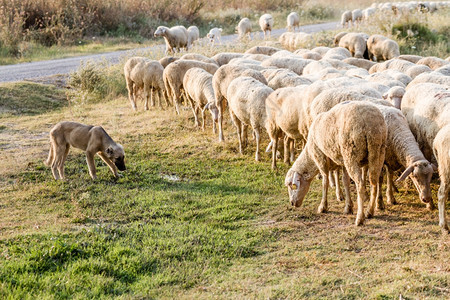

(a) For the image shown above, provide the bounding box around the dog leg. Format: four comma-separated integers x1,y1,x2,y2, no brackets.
86,151,97,180
57,144,70,180
98,152,118,178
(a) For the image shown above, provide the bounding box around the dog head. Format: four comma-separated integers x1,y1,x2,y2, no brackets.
106,144,126,171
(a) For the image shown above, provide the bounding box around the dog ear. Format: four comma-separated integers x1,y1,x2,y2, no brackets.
106,146,114,156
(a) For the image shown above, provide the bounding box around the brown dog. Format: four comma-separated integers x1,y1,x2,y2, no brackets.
45,121,126,180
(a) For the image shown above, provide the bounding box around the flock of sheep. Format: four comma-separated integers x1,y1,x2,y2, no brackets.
123,8,450,233
340,1,450,27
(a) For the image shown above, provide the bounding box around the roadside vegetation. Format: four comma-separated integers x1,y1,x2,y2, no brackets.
1,2,449,299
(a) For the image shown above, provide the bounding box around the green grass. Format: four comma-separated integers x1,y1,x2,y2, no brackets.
0,81,449,299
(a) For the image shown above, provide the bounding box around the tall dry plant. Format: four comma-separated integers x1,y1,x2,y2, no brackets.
0,0,26,55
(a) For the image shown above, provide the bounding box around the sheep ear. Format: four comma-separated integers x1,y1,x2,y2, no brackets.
396,165,414,182
382,93,388,100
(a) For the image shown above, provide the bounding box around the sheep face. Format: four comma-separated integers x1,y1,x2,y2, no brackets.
285,170,312,207
154,27,166,37
397,160,435,204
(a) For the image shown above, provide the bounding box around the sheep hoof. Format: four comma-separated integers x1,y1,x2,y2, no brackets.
317,205,328,214
365,210,374,219
387,198,397,205
441,225,449,235
426,201,436,211
376,200,385,211
343,205,353,215
355,215,365,226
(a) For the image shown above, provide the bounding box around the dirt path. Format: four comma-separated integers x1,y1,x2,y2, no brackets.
0,22,338,83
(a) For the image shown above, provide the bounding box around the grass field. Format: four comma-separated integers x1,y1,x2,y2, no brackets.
0,81,449,299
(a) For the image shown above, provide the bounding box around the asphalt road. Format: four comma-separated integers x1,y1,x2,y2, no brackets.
0,21,338,83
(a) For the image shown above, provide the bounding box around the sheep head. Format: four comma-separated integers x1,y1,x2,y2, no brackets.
285,169,313,207
154,26,167,37
397,160,436,204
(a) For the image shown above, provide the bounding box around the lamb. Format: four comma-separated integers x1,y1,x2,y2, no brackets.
341,10,352,27
227,76,274,161
408,72,450,87
213,65,268,142
158,56,179,68
182,68,219,132
343,57,376,70
207,28,223,46
401,83,450,233
338,32,369,59
286,12,300,32
245,46,281,56
260,57,313,75
416,56,449,70
154,25,188,55
180,53,218,66
367,34,400,61
285,101,387,226
211,52,244,66
352,9,363,24
187,26,200,48
259,14,274,39
163,60,218,115
236,18,252,41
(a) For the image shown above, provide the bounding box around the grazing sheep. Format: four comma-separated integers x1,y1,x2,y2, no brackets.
236,18,252,41
263,68,312,90
182,68,219,132
311,46,331,56
321,47,352,60
211,52,244,66
245,46,281,56
285,101,387,226
380,69,412,86
333,32,348,46
261,57,313,75
158,56,179,68
398,54,423,63
363,7,376,20
343,57,376,70
408,72,450,87
286,12,300,32
405,64,432,79
213,65,268,142
341,10,352,27
366,72,406,90
187,26,200,48
338,32,369,59
382,86,406,109
367,34,400,61
259,14,274,39
207,28,223,46
227,76,274,161
279,32,315,50
154,25,188,55
416,56,450,70
401,83,450,233
352,9,363,24
180,53,218,66
163,60,218,114
124,57,146,110
369,59,415,74
296,51,322,60
128,60,168,110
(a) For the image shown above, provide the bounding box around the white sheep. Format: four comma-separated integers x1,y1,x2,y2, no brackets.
285,101,387,226
124,57,146,110
158,56,179,68
180,53,218,66
236,18,252,41
182,68,219,132
154,25,188,55
338,32,369,59
296,50,322,60
341,10,352,27
367,34,400,61
321,47,352,60
352,9,363,24
207,28,223,46
401,83,450,233
343,57,376,70
242,53,271,62
369,59,415,74
187,26,200,49
286,12,300,32
261,57,313,75
211,52,244,66
434,64,450,76
245,46,281,56
405,64,432,79
262,68,312,90
398,54,423,63
416,56,450,70
279,32,315,50
362,7,376,20
227,76,274,161
382,86,406,109
311,46,331,56
213,65,268,142
163,60,218,115
259,14,274,39
408,72,450,87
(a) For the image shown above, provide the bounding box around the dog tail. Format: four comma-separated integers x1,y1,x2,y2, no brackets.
45,144,54,166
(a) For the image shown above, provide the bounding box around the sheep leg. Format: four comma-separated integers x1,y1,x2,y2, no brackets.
150,87,155,107
318,170,329,213
283,135,290,164
366,147,385,219
271,134,279,170
386,166,397,205
218,97,225,142
376,169,385,211
254,128,261,162
342,167,354,215
126,78,137,111
289,139,295,163
329,171,336,188
437,181,449,233
229,111,243,154
241,124,248,149
157,90,163,109
143,87,149,111
334,169,345,202
201,106,206,131
346,163,366,226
